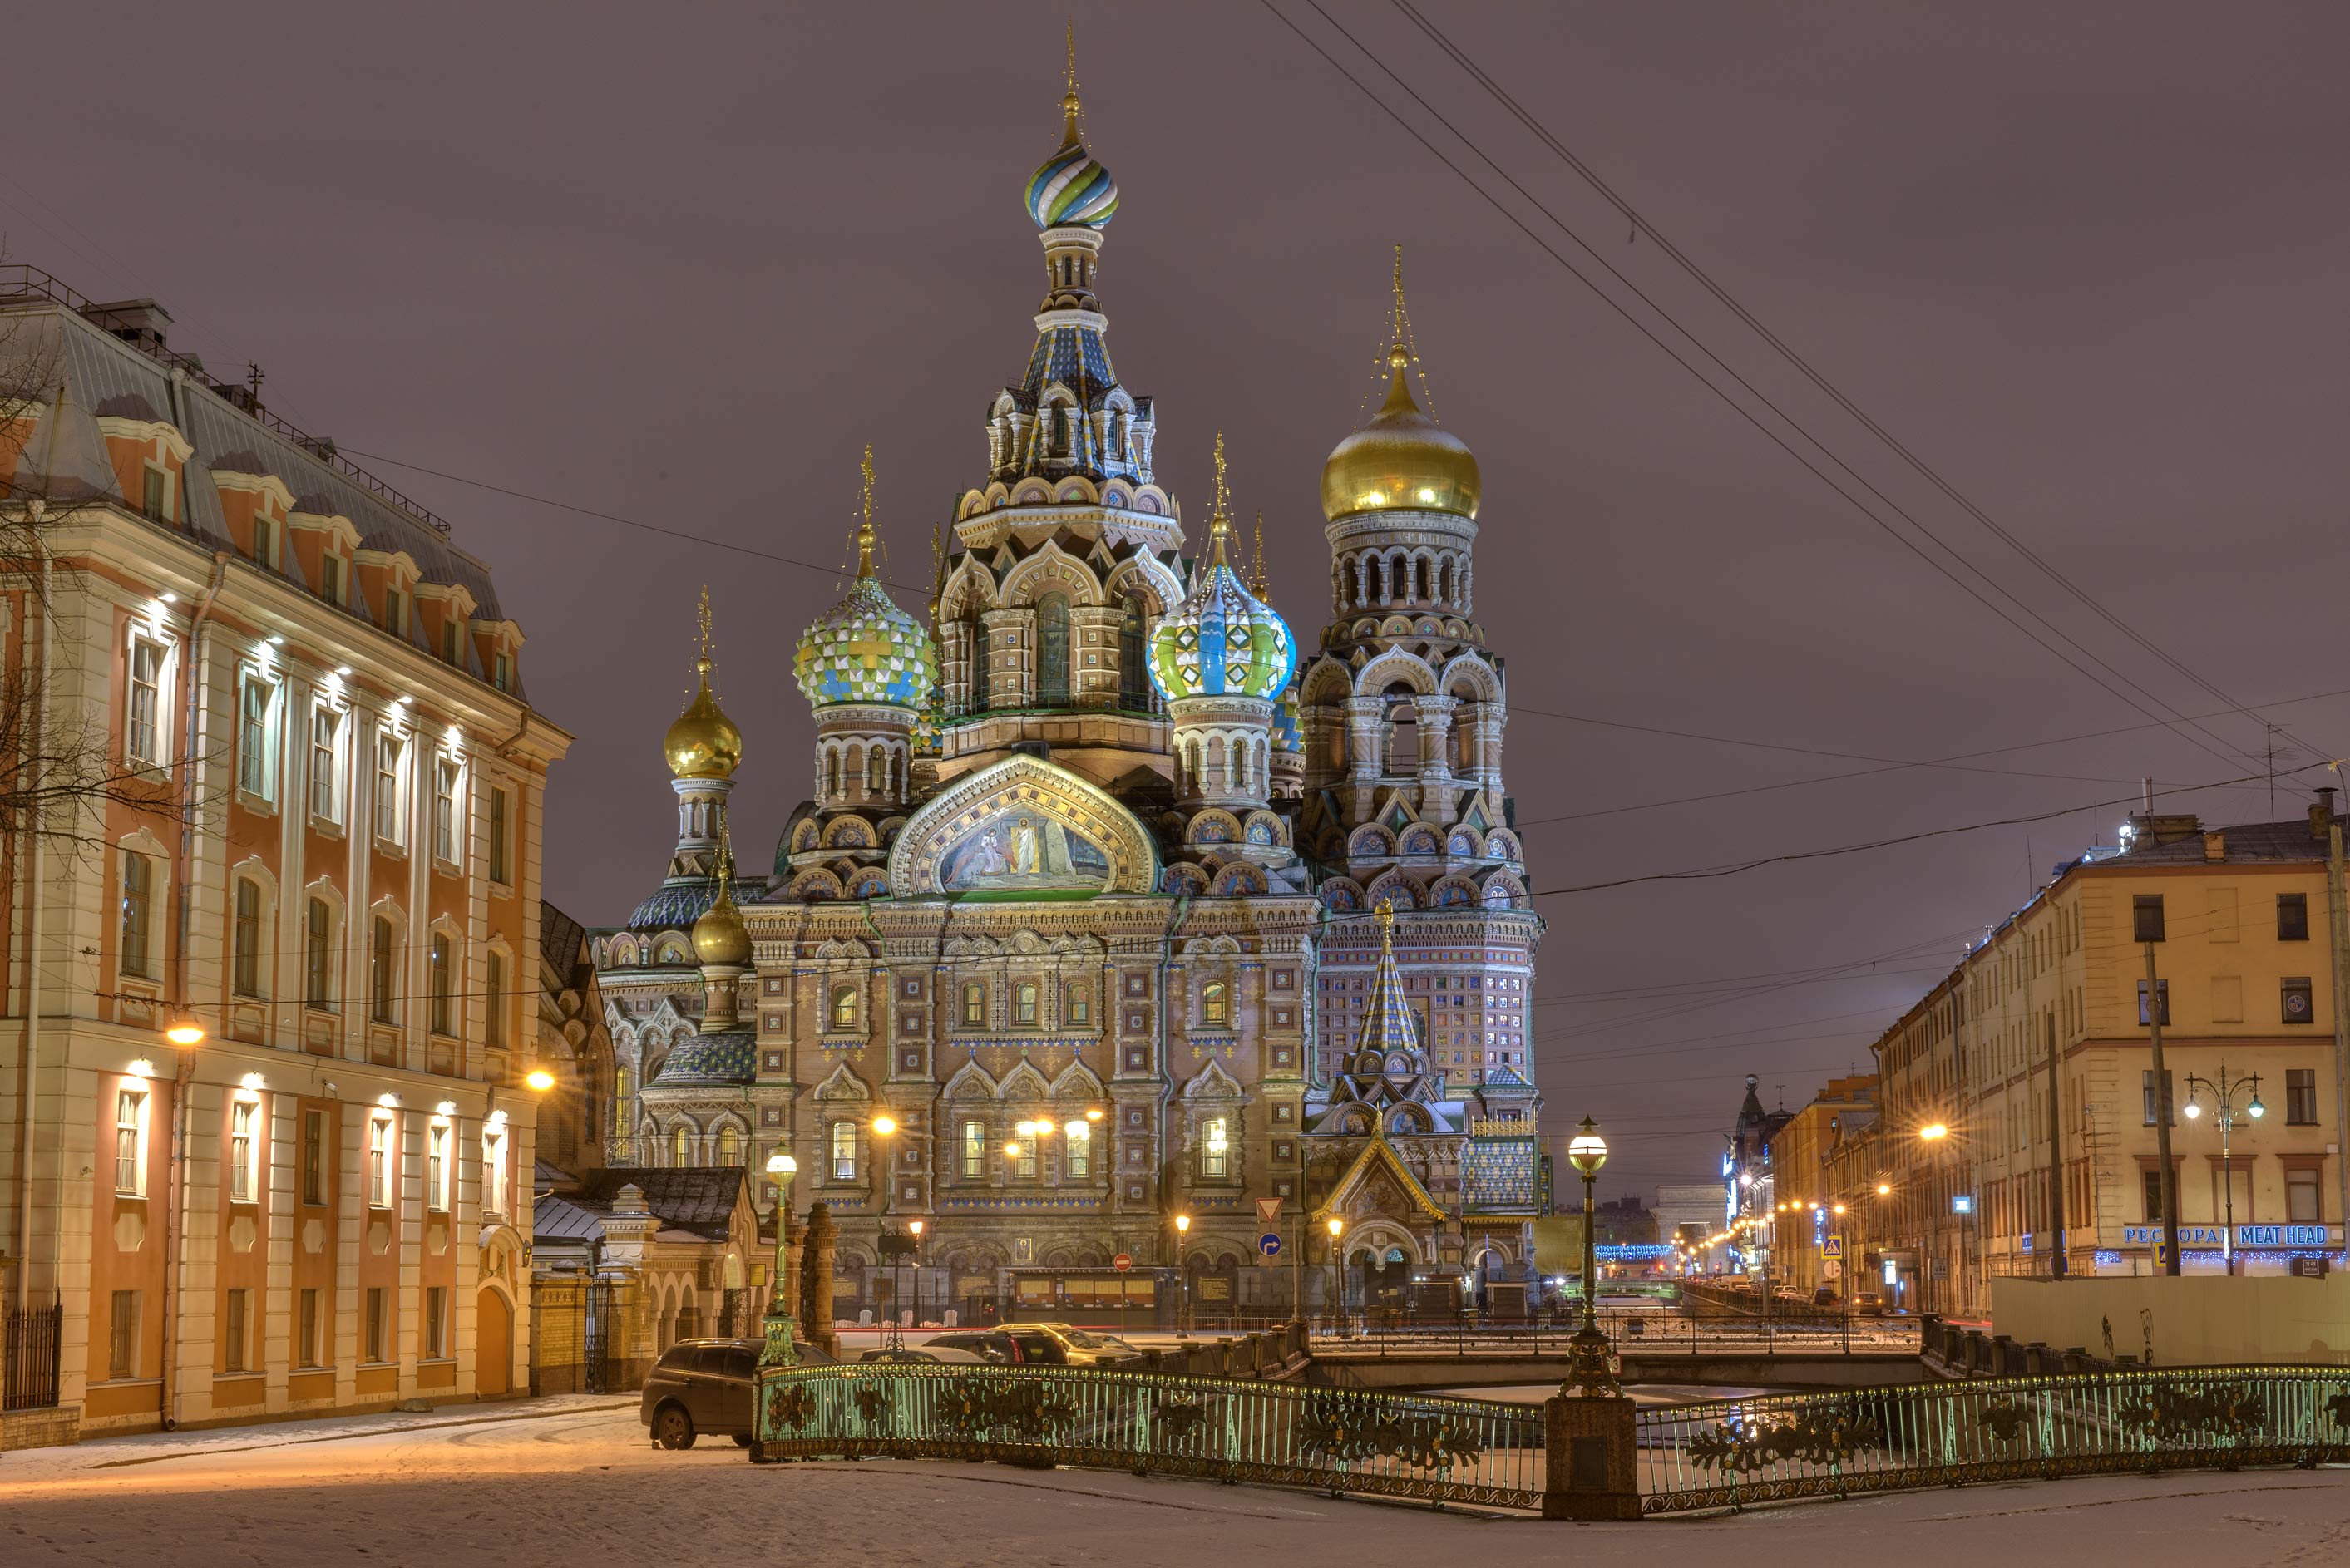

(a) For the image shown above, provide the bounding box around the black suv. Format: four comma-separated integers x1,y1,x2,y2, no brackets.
644,1339,810,1450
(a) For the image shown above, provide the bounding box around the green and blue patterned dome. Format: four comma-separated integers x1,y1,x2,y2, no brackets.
793,449,936,712
1027,71,1118,229
1148,441,1295,703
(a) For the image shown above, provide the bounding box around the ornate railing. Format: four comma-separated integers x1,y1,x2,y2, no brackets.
753,1363,1543,1509
1637,1367,2350,1515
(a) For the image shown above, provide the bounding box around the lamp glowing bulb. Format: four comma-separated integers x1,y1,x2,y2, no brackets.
162,1013,206,1048
1920,1122,1949,1141
1174,1214,1190,1235
525,1068,556,1092
766,1151,797,1176
871,1114,897,1137
2184,1101,2202,1120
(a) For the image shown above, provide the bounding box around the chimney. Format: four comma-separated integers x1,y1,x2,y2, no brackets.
2203,831,2225,863
2312,787,2337,841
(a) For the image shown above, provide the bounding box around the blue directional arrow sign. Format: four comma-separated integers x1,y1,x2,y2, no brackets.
1258,1232,1282,1257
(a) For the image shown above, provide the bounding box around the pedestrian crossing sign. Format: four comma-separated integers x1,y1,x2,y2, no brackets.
1821,1237,1844,1259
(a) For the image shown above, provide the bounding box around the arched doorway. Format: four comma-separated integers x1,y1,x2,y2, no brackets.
476,1287,512,1398
1352,1246,1410,1324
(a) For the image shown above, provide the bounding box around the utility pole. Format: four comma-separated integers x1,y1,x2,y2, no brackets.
2045,1008,2066,1280
2328,773,2350,1241
2140,893,2180,1276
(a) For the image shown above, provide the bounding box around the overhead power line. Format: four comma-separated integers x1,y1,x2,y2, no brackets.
1263,0,2280,782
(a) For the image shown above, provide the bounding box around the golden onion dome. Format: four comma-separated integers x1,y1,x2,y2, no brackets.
664,654,743,781
690,876,753,969
1321,347,1480,522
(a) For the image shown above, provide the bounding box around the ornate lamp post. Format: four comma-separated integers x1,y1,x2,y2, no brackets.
760,1151,799,1368
1173,1213,1192,1337
1326,1216,1345,1334
1563,1117,1617,1396
2183,1064,2264,1274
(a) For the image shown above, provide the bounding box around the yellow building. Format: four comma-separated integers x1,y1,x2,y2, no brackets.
1762,1077,1875,1301
1864,802,2349,1317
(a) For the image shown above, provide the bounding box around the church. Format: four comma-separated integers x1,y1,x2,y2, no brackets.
590,58,1545,1330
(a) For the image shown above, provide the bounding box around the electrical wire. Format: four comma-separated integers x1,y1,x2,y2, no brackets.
1263,0,2277,781
1385,0,2339,773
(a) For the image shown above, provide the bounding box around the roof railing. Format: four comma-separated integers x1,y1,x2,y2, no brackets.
0,262,452,535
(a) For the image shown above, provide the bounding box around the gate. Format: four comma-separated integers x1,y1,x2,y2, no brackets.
3,1302,62,1412
531,1276,626,1395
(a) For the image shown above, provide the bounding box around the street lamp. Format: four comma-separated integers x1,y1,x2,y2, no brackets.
1173,1214,1192,1337
760,1151,798,1366
2183,1064,2264,1273
1326,1215,1345,1334
161,1009,205,1048
1563,1116,1617,1396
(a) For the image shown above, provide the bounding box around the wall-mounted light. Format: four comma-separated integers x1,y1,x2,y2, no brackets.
128,1058,155,1079
377,1092,400,1109
159,591,179,604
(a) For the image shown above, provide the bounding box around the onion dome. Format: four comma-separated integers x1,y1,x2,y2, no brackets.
1148,436,1296,702
664,589,743,779
690,861,753,968
1025,39,1118,229
1320,251,1479,521
792,447,938,711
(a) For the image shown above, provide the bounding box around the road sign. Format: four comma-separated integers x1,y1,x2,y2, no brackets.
1259,1232,1282,1257
1823,1259,1843,1280
1821,1237,1843,1259
1256,1198,1285,1225
1113,1252,1133,1273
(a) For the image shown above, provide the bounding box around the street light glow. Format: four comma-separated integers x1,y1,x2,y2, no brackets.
1919,1122,1948,1141
524,1068,556,1092
872,1114,897,1137
765,1151,797,1176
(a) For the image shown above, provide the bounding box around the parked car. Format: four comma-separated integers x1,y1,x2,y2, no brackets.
919,1325,1132,1366
1811,1287,1839,1307
858,1346,990,1365
643,1337,832,1450
1026,1324,1144,1363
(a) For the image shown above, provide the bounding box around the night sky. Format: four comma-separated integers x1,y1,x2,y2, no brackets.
12,2,2348,1198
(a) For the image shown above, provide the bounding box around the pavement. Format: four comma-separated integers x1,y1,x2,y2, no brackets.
4,1397,2347,1566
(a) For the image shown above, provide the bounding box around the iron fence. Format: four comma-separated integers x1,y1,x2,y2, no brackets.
3,1302,63,1412
1311,1309,1917,1358
1636,1366,2350,1514
753,1362,1544,1509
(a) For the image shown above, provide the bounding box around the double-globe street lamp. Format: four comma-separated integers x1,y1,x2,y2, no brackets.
2183,1065,2264,1274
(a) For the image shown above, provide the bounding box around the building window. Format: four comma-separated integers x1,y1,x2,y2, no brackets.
2278,893,2310,941
432,758,461,863
322,553,344,607
429,932,453,1035
830,984,859,1030
365,1288,388,1363
961,983,985,1028
2288,1068,2318,1125
671,1126,693,1167
370,916,397,1024
1201,1116,1230,1179
2140,1165,2170,1220
2132,893,2166,944
232,878,264,997
962,1120,985,1178
1015,981,1039,1025
2282,977,2315,1024
115,1087,148,1195
1037,592,1070,707
309,706,342,822
1118,594,1148,708
425,1285,447,1358
1064,982,1090,1025
2135,979,2170,1027
119,850,155,978
384,588,407,639
2287,1166,2323,1223
302,1108,326,1205
1066,1119,1090,1178
368,1116,392,1208
252,515,277,571
141,463,169,520
109,1291,140,1380
224,1289,250,1373
298,1289,322,1368
484,1129,507,1218
708,1123,736,1166
427,1123,449,1211
304,897,333,1010
238,677,274,798
485,952,506,1048
230,1100,259,1203
971,622,990,711
442,619,461,665
1202,981,1229,1028
374,732,404,845
831,1121,857,1180
493,652,511,692
126,635,165,765
488,788,511,885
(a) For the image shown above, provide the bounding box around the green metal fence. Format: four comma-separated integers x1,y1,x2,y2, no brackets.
1636,1367,2350,1515
753,1363,1545,1509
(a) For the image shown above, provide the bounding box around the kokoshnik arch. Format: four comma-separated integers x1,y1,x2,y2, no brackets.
589,43,1547,1324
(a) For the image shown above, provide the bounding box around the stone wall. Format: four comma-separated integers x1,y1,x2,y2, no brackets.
1992,1274,2350,1366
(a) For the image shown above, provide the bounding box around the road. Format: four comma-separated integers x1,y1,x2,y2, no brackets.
4,1398,2346,1566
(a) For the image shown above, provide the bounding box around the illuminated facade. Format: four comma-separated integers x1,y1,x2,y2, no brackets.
593,57,1543,1325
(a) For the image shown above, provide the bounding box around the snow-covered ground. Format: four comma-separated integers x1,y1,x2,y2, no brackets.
4,1397,2344,1566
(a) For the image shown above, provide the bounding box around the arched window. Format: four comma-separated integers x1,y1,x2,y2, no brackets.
961,982,986,1028
1386,698,1419,773
615,1065,632,1113
232,878,264,998
1065,1118,1091,1179
371,915,397,1023
971,622,991,712
717,1125,741,1166
1202,980,1229,1028
671,1126,693,1167
1015,981,1039,1025
428,929,453,1034
1201,1115,1230,1179
962,1120,986,1178
1063,981,1090,1025
1037,593,1070,708
831,1121,857,1180
830,983,859,1029
824,748,841,798
1118,595,1149,709
866,747,885,794
304,897,333,1010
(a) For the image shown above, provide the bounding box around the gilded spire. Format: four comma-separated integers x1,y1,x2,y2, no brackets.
1061,20,1082,144
1249,512,1270,598
927,521,945,624
664,586,743,780
691,826,753,977
1207,431,1232,567
1389,243,1411,370
854,442,878,579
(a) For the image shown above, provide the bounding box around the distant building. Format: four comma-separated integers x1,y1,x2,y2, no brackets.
1653,1183,1724,1266
1761,1075,1876,1299
1724,1075,1794,1278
